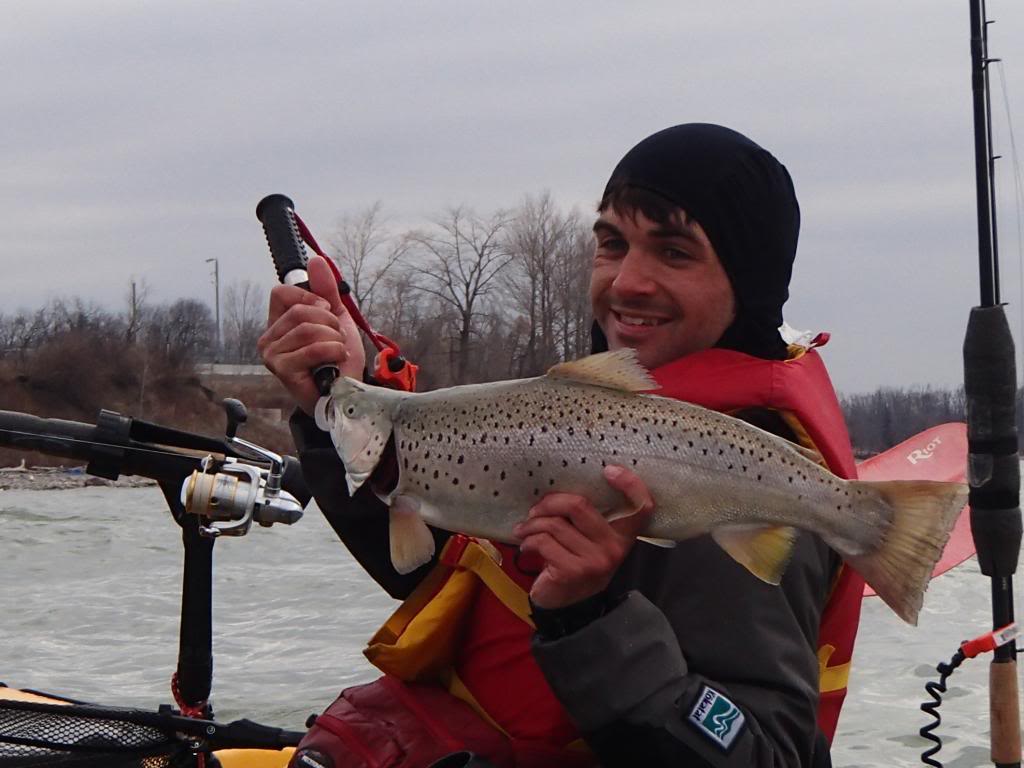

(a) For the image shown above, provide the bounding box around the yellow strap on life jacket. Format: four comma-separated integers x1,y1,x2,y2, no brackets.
365,537,533,681
453,539,535,627
817,644,852,693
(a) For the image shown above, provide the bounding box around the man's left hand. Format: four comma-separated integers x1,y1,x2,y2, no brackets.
513,465,655,610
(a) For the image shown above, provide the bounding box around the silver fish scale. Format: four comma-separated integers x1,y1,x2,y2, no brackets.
387,377,870,546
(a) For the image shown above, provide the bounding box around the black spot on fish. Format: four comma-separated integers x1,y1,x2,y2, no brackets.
483,465,489,472
433,470,439,479
561,459,568,467
494,490,500,497
425,484,431,491
541,426,548,433
581,457,586,464
702,449,708,455
505,436,510,444
528,470,533,477
403,458,409,468
469,483,475,490
412,464,419,472
631,459,638,466
500,470,506,480
549,478,555,485
453,478,459,485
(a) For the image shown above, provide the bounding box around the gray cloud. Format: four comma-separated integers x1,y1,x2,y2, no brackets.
2,0,1022,394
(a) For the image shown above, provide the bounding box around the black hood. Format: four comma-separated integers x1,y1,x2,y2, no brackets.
597,123,800,360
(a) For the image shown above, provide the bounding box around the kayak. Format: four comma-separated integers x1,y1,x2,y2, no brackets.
0,683,296,767
857,423,970,596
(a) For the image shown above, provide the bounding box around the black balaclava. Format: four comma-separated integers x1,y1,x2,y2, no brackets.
591,123,800,361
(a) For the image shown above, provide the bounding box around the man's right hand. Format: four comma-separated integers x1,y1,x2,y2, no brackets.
258,255,367,416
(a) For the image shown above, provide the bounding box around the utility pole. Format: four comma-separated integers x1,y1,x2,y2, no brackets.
205,257,220,361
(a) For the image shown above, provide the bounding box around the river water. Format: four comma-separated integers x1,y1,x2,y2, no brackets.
0,486,1013,767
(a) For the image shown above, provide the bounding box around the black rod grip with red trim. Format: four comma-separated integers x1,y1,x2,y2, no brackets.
256,194,309,285
256,194,338,395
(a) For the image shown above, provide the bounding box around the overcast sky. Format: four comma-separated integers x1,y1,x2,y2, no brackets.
2,0,1023,395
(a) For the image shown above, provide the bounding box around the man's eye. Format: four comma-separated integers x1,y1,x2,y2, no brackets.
597,238,626,252
665,248,692,260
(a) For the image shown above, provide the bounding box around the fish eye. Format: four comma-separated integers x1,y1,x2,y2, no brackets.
346,406,356,416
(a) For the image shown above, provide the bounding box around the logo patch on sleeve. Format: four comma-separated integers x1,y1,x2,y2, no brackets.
687,685,746,751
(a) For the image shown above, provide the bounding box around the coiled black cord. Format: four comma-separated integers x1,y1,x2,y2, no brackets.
919,647,967,767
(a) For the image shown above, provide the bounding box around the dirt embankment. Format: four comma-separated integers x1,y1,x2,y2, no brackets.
0,334,297,472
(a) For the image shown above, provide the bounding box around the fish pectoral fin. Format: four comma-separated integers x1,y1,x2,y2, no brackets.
547,349,658,392
711,524,798,585
388,495,436,575
637,536,676,549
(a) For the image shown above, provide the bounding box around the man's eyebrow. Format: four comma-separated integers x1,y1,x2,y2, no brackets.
592,220,621,235
649,224,700,242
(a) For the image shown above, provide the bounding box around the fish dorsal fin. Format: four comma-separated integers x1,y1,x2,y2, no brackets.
710,524,798,585
546,350,658,392
785,439,824,466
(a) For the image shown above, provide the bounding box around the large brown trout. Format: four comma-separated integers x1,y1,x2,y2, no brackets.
318,350,965,624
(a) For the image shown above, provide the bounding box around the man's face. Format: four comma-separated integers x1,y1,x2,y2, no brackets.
589,206,736,370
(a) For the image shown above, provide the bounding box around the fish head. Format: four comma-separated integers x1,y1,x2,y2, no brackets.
321,376,398,495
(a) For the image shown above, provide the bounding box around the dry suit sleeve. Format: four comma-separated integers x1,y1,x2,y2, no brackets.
531,532,833,767
289,408,449,599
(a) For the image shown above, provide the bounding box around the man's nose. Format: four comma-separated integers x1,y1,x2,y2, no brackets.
610,249,657,296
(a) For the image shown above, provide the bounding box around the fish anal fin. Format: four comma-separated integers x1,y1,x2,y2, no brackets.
389,495,436,575
547,350,658,392
711,524,798,585
637,535,677,549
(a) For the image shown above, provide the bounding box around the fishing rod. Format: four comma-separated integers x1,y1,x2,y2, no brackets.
964,0,1022,765
922,2,1022,766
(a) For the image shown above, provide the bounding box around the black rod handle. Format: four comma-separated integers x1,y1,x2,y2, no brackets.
256,194,309,285
256,194,338,395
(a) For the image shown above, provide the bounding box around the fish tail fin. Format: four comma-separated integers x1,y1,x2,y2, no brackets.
845,479,967,625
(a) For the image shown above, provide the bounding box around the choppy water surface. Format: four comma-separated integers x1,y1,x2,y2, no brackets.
1,486,1016,766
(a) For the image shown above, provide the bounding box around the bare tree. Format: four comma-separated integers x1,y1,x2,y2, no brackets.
551,213,595,361
146,299,215,367
405,207,513,384
328,202,408,319
222,279,265,363
503,193,573,376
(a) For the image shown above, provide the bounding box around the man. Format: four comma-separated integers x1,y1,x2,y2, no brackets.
259,124,859,767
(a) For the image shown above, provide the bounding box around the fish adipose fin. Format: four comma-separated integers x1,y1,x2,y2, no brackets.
711,525,799,585
388,495,436,575
547,349,658,392
846,479,967,625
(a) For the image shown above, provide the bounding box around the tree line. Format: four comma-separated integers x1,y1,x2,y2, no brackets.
1,192,1010,455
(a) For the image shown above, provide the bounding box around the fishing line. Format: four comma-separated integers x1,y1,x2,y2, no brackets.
992,61,1024,383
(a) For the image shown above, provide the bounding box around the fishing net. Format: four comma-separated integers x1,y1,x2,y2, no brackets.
0,698,193,767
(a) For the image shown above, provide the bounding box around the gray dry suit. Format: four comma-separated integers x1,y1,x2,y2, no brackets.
290,403,838,768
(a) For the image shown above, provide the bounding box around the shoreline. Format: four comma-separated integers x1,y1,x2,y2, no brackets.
0,466,157,492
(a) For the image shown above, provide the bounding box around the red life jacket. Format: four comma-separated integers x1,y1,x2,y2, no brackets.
305,344,861,768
